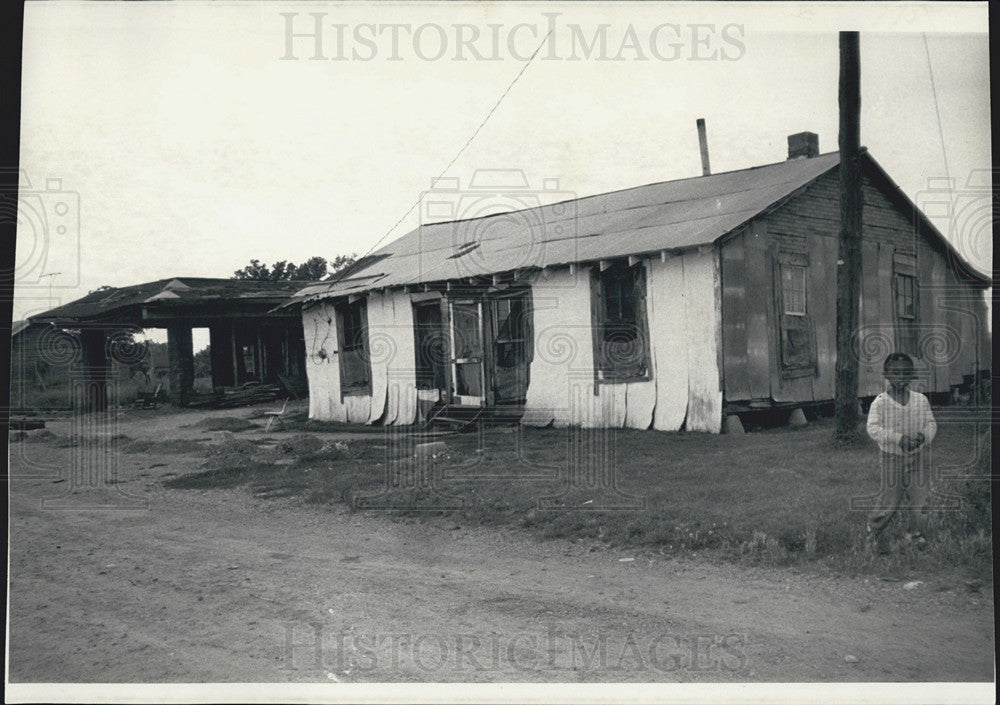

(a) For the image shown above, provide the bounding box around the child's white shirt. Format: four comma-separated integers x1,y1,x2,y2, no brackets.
866,390,937,455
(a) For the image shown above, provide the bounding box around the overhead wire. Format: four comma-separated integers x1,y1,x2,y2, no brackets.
922,34,951,189
353,30,554,265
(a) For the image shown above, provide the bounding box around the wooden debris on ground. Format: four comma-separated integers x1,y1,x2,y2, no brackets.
184,383,283,409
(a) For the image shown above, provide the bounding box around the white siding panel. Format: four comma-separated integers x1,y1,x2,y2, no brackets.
624,379,655,430
683,250,724,433
522,268,595,427
303,291,419,427
345,394,371,424
302,302,347,423
648,256,688,430
387,291,418,425
366,292,389,424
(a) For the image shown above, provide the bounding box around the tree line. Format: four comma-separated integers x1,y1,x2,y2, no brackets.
231,254,357,281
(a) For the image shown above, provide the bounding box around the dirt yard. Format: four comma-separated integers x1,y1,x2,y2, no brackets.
6,404,994,683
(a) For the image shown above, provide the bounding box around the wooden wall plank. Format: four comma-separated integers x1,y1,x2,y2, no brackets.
610,382,628,428
766,237,795,404
345,394,371,424
951,290,972,388
388,291,418,425
648,255,688,431
929,253,950,391
812,234,836,399
743,221,772,399
302,302,347,422
858,239,883,396
620,261,657,429
624,378,655,429
366,292,389,425
720,233,751,401
521,268,594,428
877,243,895,352
683,249,723,433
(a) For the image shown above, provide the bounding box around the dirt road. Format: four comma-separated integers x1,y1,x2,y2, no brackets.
6,410,994,683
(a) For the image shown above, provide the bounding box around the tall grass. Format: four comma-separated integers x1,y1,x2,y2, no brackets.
155,414,991,576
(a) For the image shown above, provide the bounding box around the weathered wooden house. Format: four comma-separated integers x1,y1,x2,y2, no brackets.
287,134,990,432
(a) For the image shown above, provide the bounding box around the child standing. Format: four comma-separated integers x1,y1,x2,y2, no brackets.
866,352,937,549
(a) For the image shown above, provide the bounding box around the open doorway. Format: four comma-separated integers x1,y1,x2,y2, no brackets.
191,328,212,393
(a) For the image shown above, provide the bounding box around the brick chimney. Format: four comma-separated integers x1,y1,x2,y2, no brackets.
787,132,819,159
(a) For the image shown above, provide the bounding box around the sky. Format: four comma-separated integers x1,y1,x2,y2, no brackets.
14,2,991,349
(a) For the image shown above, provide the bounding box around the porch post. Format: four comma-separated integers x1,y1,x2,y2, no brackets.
208,324,234,388
77,327,109,413
167,325,195,405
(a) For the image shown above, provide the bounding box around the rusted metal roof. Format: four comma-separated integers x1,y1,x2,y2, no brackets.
32,277,310,325
288,153,845,306
287,150,990,307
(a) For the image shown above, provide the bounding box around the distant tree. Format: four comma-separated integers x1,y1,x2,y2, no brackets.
192,346,212,378
232,259,274,280
232,254,357,281
292,256,331,280
330,253,357,274
89,284,114,295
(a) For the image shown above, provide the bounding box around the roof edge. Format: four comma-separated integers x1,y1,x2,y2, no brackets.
862,153,991,287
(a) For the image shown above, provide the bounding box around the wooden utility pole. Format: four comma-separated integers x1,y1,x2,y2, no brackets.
835,31,863,440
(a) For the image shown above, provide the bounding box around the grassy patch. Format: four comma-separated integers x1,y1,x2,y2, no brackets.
159,414,991,576
118,437,210,455
193,416,257,433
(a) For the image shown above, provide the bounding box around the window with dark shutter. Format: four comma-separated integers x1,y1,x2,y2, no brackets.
336,298,371,394
593,261,650,382
892,252,919,357
776,251,816,375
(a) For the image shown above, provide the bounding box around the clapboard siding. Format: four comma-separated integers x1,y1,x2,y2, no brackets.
721,160,987,405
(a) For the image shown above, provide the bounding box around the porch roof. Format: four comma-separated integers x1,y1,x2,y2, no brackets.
30,277,309,327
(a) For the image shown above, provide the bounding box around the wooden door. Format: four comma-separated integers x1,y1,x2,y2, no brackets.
489,291,531,405
448,300,485,406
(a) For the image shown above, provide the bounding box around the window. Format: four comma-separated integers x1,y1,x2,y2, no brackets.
241,345,256,375
776,252,815,374
893,253,919,356
781,265,807,315
336,299,370,394
593,262,649,381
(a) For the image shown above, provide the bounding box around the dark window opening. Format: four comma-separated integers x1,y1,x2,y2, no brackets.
594,262,649,381
493,296,528,369
413,301,446,391
336,299,370,393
